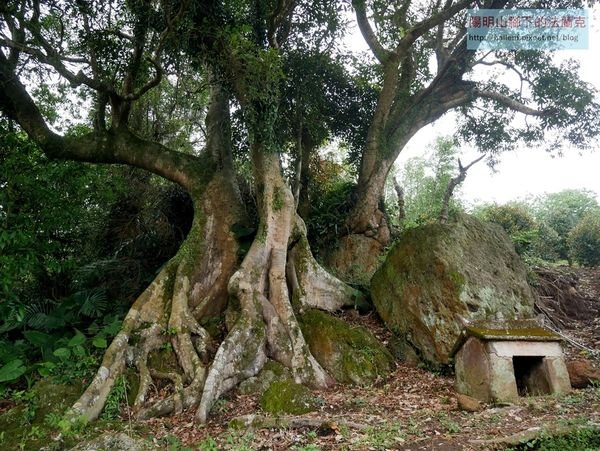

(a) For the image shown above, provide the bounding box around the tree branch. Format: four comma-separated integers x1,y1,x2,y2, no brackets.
394,0,474,59
393,177,406,227
439,154,485,223
0,51,203,192
267,0,298,48
472,59,529,95
475,89,546,116
352,0,391,64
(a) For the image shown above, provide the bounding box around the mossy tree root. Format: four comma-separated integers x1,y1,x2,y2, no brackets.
70,253,215,422
69,177,241,422
68,261,177,422
196,154,334,422
287,219,367,312
69,159,360,424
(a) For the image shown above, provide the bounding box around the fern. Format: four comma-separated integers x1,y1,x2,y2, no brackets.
25,299,64,330
78,289,108,318
0,300,26,333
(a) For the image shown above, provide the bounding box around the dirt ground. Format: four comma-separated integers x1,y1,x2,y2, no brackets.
137,267,599,450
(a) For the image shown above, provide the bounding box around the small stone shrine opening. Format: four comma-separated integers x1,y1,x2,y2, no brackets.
512,355,551,396
451,319,571,403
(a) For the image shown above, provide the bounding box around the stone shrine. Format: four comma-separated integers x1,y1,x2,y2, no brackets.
452,319,571,403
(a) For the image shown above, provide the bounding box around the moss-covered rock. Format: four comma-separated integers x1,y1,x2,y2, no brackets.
299,309,393,385
238,360,292,396
259,380,317,415
32,379,83,422
326,234,383,286
0,379,83,450
371,213,535,366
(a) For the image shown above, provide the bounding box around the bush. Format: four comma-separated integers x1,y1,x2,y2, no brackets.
568,212,600,267
534,189,600,262
473,202,538,256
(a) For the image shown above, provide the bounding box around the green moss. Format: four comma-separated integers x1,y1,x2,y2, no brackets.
272,186,284,211
0,380,84,450
148,348,180,373
262,359,288,377
125,367,140,404
466,320,558,341
200,316,225,339
256,223,267,244
449,271,465,289
371,214,536,366
299,309,393,385
177,216,207,273
259,380,317,414
238,360,292,396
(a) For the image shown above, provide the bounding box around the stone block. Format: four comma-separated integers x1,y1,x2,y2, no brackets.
455,337,491,402
487,341,563,358
488,356,519,402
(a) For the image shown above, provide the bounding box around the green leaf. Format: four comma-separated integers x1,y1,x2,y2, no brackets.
36,361,56,377
102,319,122,336
53,347,71,359
68,332,86,347
0,359,27,382
23,330,53,348
92,337,107,349
72,345,86,357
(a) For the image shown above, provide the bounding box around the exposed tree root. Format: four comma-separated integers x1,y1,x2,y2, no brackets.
69,262,176,422
196,164,336,421
69,159,361,425
287,231,367,312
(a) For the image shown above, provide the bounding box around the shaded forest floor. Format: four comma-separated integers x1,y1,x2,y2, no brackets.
1,267,599,450
138,266,600,450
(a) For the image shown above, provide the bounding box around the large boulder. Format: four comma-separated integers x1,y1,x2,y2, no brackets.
371,214,535,366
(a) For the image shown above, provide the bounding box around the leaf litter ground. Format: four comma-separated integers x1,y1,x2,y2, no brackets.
138,267,599,450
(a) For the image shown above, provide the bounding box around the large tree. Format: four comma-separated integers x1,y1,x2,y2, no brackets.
2,0,599,424
338,0,600,273
0,0,360,423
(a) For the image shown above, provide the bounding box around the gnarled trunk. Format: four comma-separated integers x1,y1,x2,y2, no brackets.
1,41,364,425
196,149,361,422
69,170,243,421
69,150,362,423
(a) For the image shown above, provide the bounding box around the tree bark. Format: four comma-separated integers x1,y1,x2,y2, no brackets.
195,148,363,422
59,123,364,425
70,171,243,421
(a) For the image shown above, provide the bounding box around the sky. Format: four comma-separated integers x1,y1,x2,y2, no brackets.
348,6,600,206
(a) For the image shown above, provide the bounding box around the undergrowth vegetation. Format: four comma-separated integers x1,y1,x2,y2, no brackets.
509,427,600,451
0,124,190,394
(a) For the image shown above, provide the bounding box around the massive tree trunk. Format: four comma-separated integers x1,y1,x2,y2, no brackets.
196,147,363,422
69,149,362,423
327,2,477,283
330,75,472,284
70,169,243,421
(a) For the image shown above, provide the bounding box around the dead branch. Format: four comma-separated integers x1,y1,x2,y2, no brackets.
393,177,405,227
439,154,485,223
